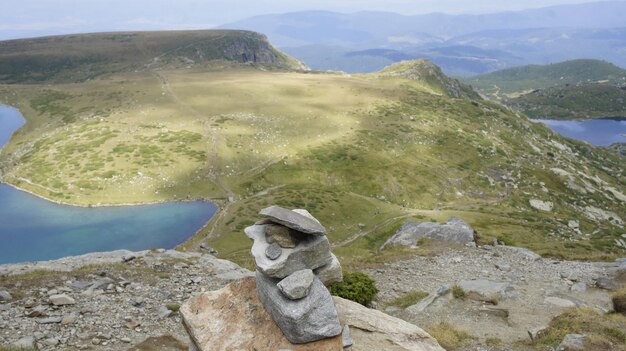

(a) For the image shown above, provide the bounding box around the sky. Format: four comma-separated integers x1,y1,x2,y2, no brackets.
0,0,612,40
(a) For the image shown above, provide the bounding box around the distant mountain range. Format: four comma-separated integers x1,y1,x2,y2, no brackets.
221,1,626,75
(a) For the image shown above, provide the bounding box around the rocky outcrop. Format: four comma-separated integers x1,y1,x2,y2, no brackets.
181,276,444,351
181,277,343,351
334,296,444,351
381,217,475,250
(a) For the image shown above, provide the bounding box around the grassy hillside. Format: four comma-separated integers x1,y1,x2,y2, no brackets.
0,30,306,83
0,34,624,267
511,83,626,119
467,59,626,96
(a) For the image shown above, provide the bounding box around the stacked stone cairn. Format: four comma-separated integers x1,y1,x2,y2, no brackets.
245,205,344,344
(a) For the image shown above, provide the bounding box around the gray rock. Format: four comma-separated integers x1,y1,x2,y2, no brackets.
255,271,342,344
381,217,475,249
496,246,542,261
265,224,300,248
265,243,283,260
41,337,60,347
49,293,76,306
278,269,315,300
200,243,218,254
0,290,12,302
314,253,343,286
407,285,450,313
259,206,326,235
342,325,353,348
12,336,35,349
558,334,586,350
246,225,333,278
527,325,548,341
27,305,47,317
70,281,90,290
36,316,63,324
544,296,578,308
61,313,77,325
570,282,587,293
596,276,619,290
158,305,173,319
458,279,516,301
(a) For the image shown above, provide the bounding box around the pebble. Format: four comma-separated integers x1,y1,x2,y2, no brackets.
265,243,283,260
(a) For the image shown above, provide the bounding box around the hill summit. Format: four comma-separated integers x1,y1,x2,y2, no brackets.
0,30,307,83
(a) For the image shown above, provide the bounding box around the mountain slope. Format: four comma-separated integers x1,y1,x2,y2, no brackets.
467,59,626,96
510,83,626,119
0,33,623,268
0,30,306,83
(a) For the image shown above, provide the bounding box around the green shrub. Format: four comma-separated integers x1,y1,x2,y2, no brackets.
452,285,467,299
613,287,626,315
330,271,378,306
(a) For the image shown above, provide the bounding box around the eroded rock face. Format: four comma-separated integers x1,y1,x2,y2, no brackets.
256,271,342,344
246,224,333,279
458,279,517,301
181,277,342,351
260,205,327,235
381,217,475,249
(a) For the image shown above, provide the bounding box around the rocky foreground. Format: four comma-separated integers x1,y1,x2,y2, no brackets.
0,249,252,350
0,241,624,350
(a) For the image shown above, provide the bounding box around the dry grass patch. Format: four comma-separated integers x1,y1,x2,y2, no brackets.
613,287,626,315
427,322,476,350
386,290,430,309
531,308,626,351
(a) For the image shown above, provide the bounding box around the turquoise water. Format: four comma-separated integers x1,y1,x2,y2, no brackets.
0,105,217,264
535,118,626,146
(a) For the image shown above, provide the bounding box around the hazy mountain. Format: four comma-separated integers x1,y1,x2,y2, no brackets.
221,1,626,75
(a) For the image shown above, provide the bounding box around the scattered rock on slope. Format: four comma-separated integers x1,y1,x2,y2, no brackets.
381,217,475,250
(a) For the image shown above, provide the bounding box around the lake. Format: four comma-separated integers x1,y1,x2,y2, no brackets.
534,118,626,146
0,105,217,264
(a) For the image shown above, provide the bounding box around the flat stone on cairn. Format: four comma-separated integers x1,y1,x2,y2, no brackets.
260,205,327,235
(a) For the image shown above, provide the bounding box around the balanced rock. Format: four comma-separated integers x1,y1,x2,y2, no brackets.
314,253,343,286
181,277,342,351
278,269,315,300
381,217,475,249
246,224,333,278
256,271,342,344
260,206,327,235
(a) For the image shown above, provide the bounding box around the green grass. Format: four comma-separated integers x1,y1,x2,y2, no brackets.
466,59,626,96
386,290,430,309
0,57,624,265
510,83,626,119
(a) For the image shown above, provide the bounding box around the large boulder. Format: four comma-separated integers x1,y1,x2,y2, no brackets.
381,218,475,249
246,224,333,278
181,276,444,351
256,271,342,343
181,277,343,351
260,206,327,235
333,296,445,351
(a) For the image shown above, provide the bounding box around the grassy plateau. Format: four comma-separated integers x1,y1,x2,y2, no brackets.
0,31,624,268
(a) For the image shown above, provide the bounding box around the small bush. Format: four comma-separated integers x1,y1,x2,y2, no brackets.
166,304,181,312
485,337,502,346
452,285,467,299
427,322,475,350
330,271,378,306
613,287,626,315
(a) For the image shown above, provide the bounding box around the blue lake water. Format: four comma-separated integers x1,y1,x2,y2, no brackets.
535,119,626,146
0,105,217,264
